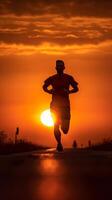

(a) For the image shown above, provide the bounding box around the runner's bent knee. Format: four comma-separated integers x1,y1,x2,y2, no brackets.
61,120,70,134
62,128,69,134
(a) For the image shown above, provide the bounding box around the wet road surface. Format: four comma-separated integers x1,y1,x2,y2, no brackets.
0,148,112,200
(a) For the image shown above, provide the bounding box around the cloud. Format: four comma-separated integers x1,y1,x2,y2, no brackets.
0,1,112,55
0,40,112,56
0,15,112,47
0,0,112,18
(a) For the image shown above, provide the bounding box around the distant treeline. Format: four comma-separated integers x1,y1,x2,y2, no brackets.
0,131,48,155
72,138,112,151
0,140,48,155
86,138,112,151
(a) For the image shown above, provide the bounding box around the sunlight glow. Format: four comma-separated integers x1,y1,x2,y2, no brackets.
40,109,54,127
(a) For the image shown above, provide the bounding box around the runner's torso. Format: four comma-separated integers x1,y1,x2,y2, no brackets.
46,73,75,107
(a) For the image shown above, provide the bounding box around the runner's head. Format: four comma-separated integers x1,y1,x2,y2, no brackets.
55,60,65,74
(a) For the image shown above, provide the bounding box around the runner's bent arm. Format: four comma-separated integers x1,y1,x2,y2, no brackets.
43,77,54,94
69,76,79,94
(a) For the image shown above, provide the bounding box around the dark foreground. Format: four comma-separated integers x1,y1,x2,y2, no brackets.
0,149,112,200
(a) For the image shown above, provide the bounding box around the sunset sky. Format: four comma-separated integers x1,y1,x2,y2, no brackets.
0,0,112,147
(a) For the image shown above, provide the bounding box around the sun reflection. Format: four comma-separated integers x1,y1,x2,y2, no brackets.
40,158,59,174
37,178,66,200
37,157,66,200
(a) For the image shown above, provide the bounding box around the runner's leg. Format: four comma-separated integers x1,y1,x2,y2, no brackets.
50,106,61,143
61,106,70,134
50,105,63,151
61,119,70,134
54,122,61,143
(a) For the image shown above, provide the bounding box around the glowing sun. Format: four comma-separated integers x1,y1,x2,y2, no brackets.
40,109,55,127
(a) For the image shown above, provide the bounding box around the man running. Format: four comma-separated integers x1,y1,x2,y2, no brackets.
43,60,79,151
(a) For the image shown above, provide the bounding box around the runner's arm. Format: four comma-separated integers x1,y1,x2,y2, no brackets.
69,76,79,94
43,77,54,94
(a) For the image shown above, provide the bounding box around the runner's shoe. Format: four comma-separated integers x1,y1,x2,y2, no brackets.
56,143,63,152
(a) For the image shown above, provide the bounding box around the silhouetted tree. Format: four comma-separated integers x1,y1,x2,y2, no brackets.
73,140,77,149
0,131,7,144
88,140,92,148
15,127,19,144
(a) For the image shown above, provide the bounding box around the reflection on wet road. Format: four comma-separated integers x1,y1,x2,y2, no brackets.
37,154,65,200
0,149,112,200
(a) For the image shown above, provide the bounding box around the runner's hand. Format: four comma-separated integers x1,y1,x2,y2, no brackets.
48,89,55,94
64,89,70,94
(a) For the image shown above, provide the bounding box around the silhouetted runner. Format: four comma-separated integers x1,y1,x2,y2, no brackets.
43,60,79,151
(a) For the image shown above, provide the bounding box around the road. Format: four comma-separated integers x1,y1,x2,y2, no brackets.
0,148,112,200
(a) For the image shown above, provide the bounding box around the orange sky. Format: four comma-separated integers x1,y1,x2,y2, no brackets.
0,0,112,147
